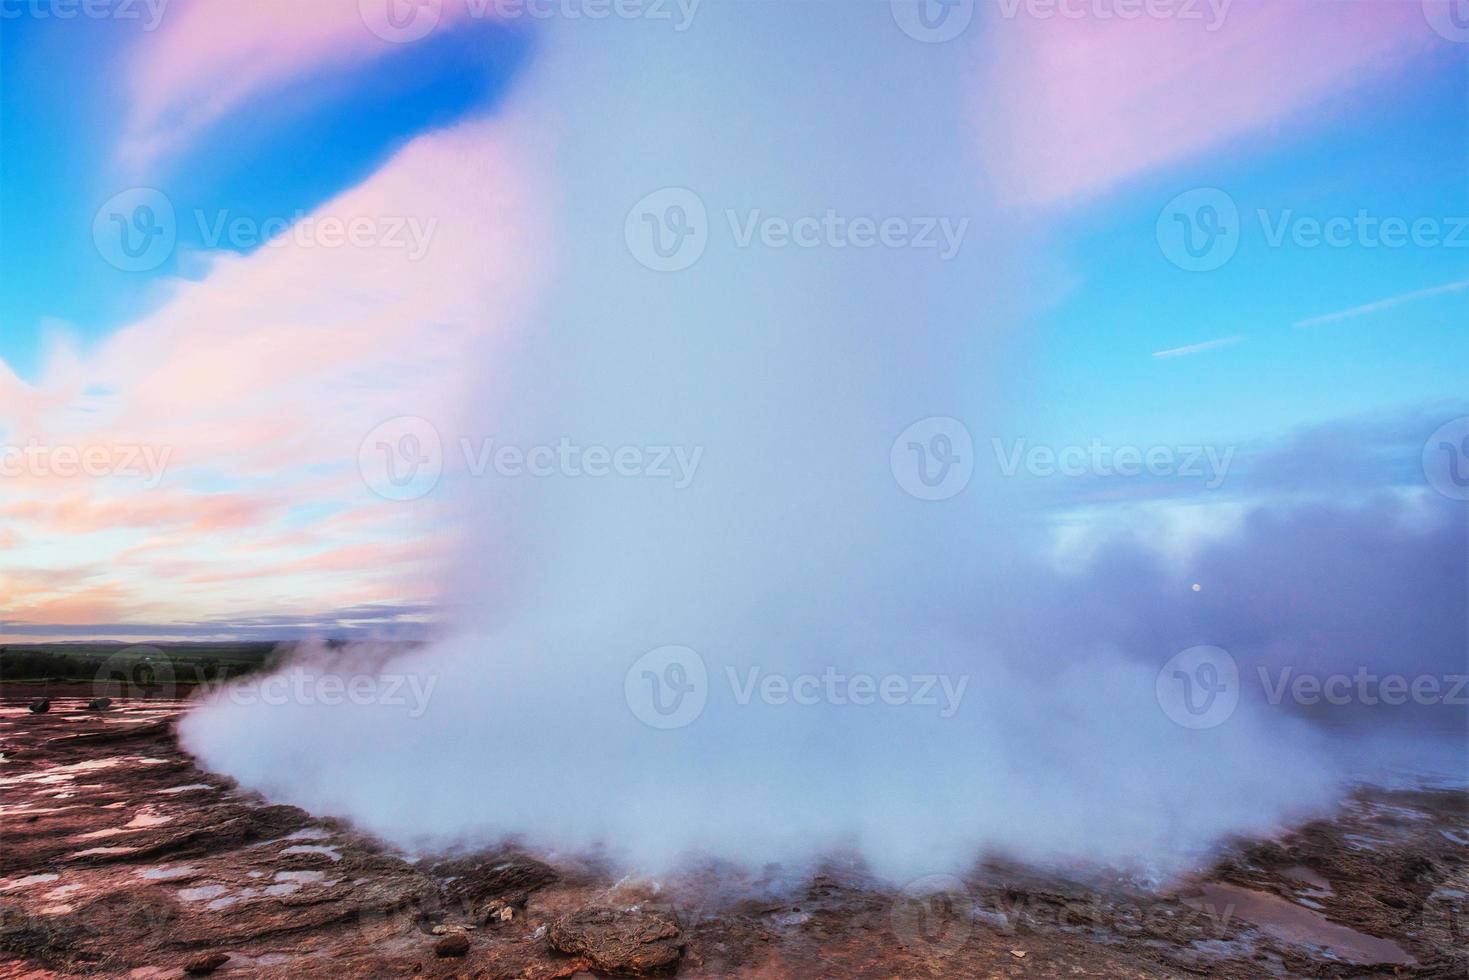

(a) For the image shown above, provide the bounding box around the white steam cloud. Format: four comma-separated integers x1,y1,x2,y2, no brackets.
182,5,1349,884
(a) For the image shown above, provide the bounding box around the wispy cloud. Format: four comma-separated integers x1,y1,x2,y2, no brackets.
1152,334,1245,359
0,114,550,636
1293,279,1469,329
980,1,1435,207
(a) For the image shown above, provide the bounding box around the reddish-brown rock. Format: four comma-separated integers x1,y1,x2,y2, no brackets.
547,907,683,976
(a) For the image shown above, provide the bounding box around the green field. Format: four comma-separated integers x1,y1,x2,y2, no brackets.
0,642,280,698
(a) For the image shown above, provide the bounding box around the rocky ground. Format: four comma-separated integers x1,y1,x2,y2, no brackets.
0,698,1463,978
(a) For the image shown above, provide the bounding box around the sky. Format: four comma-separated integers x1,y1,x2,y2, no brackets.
0,0,1466,642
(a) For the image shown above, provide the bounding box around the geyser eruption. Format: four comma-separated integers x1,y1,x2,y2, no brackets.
182,4,1346,882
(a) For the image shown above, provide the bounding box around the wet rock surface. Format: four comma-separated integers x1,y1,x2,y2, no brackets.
0,697,1463,978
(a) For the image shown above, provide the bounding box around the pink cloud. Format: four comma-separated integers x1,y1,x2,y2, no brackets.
0,112,550,632
979,0,1440,207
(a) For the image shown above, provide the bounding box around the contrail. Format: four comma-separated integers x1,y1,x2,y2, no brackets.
1152,334,1245,359
1293,279,1469,329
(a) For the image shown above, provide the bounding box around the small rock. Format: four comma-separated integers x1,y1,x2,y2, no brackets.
28,698,51,713
184,952,230,975
431,924,475,935
547,907,682,976
481,898,515,924
434,933,471,957
85,697,112,711
1009,949,1027,958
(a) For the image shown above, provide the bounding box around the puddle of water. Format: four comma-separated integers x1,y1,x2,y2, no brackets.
1183,884,1414,966
283,827,334,841
69,846,140,858
0,758,122,787
178,884,229,902
155,783,213,795
137,865,198,880
274,870,327,884
43,884,84,900
281,844,342,862
125,810,172,829
1,874,61,890
74,827,130,841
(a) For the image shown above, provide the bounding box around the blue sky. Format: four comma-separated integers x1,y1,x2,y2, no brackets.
1,12,531,376
4,7,1462,447
0,0,1464,638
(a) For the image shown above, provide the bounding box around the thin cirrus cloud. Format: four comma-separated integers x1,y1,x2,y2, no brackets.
978,0,1439,207
1152,334,1245,359
1292,278,1469,329
0,111,550,636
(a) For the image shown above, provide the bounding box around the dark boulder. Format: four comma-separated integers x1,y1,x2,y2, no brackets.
434,933,470,957
183,951,229,975
84,697,112,711
27,698,50,713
